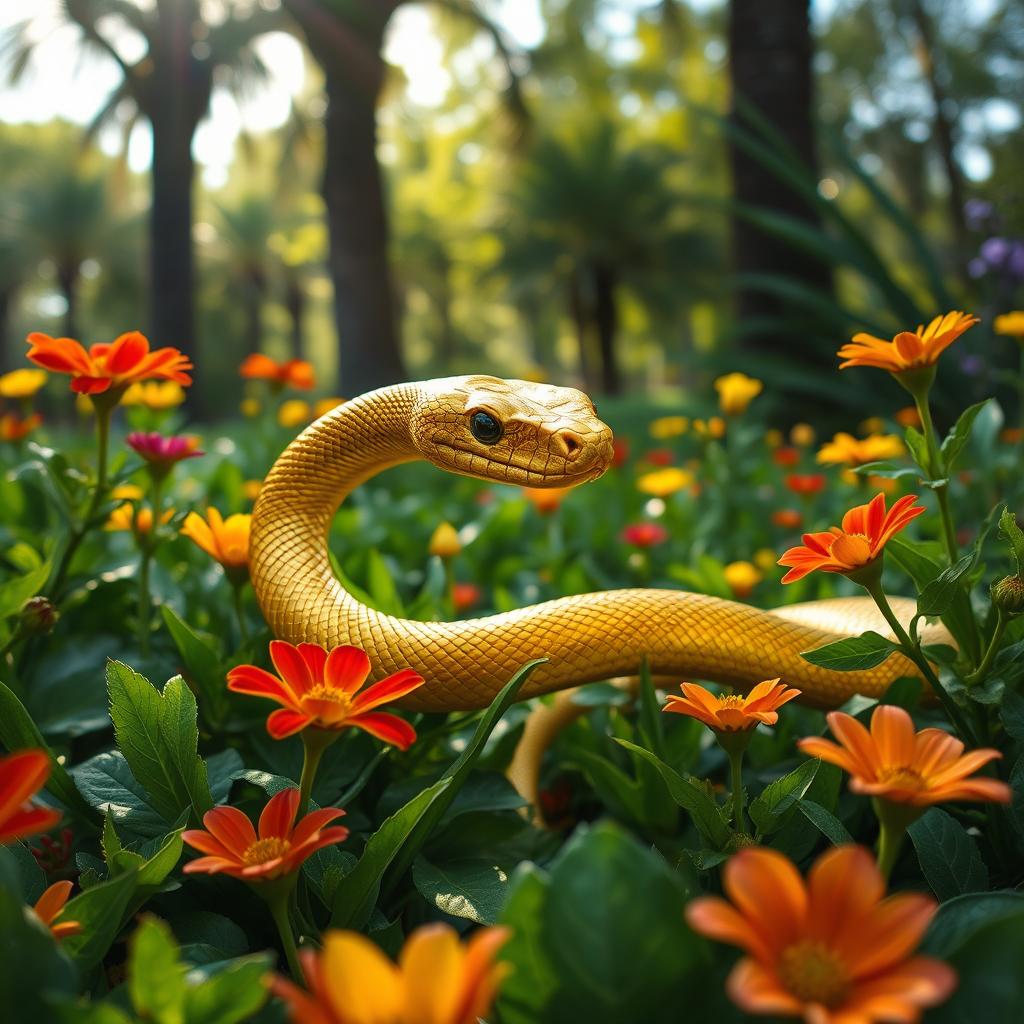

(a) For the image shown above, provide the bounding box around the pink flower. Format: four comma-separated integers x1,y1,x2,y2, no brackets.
126,432,203,473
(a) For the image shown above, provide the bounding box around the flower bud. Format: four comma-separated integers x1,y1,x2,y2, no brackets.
428,522,461,559
991,575,1024,615
20,596,59,635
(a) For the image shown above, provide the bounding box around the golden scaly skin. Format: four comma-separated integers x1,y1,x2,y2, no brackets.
251,375,944,712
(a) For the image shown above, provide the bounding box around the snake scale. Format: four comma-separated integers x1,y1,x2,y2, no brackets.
250,376,945,722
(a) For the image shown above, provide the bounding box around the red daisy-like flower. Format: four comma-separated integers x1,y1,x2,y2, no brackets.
0,749,61,845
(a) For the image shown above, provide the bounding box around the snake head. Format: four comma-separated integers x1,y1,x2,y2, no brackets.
412,375,615,487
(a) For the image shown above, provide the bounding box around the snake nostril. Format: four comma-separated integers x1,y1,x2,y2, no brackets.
555,429,584,460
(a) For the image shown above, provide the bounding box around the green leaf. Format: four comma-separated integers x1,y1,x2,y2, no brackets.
917,554,975,617
941,400,990,471
60,866,140,971
330,777,452,930
0,677,99,825
998,507,1024,577
748,759,819,836
1001,690,1024,741
852,461,921,480
801,631,898,672
0,558,51,620
412,857,509,924
159,605,228,728
127,916,186,1023
184,954,272,1024
888,536,945,589
72,752,169,838
908,808,989,901
904,425,930,475
107,661,212,823
366,548,405,616
794,798,852,844
922,891,1024,958
614,739,731,849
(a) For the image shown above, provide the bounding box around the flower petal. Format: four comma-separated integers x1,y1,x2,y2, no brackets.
258,787,300,840
267,708,313,739
324,645,372,693
350,711,417,750
351,669,425,714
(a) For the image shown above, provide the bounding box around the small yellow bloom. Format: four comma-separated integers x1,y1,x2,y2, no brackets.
111,483,144,502
428,521,461,559
121,380,187,409
240,397,261,418
278,399,312,428
994,311,1024,340
0,368,48,399
714,372,763,415
753,548,778,574
817,432,904,468
723,561,762,599
649,415,689,440
181,508,251,580
764,429,784,449
106,503,174,533
242,479,263,502
692,417,726,439
859,417,885,435
790,423,816,447
314,396,346,419
637,467,694,498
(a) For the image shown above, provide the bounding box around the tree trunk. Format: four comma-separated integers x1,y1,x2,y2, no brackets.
285,275,305,361
568,273,596,393
434,254,456,369
0,285,14,372
243,271,265,356
727,0,833,363
58,262,79,341
592,262,622,395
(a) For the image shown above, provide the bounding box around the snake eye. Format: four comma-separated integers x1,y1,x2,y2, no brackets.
470,410,503,444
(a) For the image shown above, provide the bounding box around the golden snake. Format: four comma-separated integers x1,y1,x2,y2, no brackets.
250,377,944,797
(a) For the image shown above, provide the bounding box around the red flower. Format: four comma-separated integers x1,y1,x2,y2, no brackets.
240,354,315,390
772,509,803,530
126,432,203,470
621,522,669,547
182,788,348,881
644,448,674,467
611,438,631,468
452,582,482,612
0,750,61,845
0,411,42,442
784,473,826,496
228,641,425,748
773,447,801,468
26,331,192,396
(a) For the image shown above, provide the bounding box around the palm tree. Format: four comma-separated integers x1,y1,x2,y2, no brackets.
4,1,284,354
280,0,525,395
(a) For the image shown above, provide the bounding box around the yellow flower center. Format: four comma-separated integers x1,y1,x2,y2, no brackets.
242,837,290,866
716,695,746,710
305,684,351,706
877,766,925,790
778,940,849,1008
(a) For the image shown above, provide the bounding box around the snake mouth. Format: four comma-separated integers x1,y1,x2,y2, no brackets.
432,441,608,485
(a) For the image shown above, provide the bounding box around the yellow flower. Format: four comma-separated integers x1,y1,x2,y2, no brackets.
111,483,144,502
994,311,1024,340
790,423,816,447
693,417,726,439
428,522,461,559
0,368,48,399
637,467,694,497
859,417,885,435
314,396,346,419
817,432,904,468
242,479,263,502
714,373,763,415
753,548,778,573
240,397,262,418
121,380,187,409
106,503,174,533
181,508,251,580
723,561,762,599
649,415,689,440
764,429,784,449
278,399,312,428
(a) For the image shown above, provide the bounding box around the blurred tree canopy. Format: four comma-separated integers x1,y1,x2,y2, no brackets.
0,0,1021,416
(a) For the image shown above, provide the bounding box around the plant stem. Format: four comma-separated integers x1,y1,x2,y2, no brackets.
267,891,303,981
912,393,958,565
875,818,905,884
864,578,977,744
138,547,152,655
965,609,1008,686
727,748,747,835
231,582,250,643
297,731,333,816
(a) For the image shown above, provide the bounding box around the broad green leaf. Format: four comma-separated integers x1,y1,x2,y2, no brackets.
794,798,852,844
0,558,51,620
1001,690,1024,740
852,461,920,480
0,678,99,824
904,426,931,475
998,506,1024,576
60,866,140,971
749,759,819,836
72,752,169,838
366,548,405,616
917,554,975,617
941,400,990,470
922,891,1024,958
888,536,945,589
107,661,212,823
159,605,228,728
570,747,646,824
184,954,272,1024
908,808,989,901
801,631,898,672
614,739,731,849
413,857,509,924
127,916,186,1023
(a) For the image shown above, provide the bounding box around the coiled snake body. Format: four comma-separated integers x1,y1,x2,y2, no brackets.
251,376,941,718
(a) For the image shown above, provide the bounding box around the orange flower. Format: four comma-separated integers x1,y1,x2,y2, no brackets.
685,845,955,1023
798,704,1011,808
837,311,978,374
182,787,348,881
181,508,251,579
778,492,926,584
452,582,482,612
0,749,61,844
0,411,42,442
894,406,922,428
32,880,82,940
664,679,800,733
227,641,425,746
26,331,192,396
522,485,572,514
772,509,803,530
105,503,175,534
773,447,801,468
784,473,826,496
271,923,510,1024
240,353,315,390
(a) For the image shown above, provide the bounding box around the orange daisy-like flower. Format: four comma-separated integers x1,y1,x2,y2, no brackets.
32,880,82,940
181,508,251,580
798,704,1011,808
182,787,348,881
837,311,978,374
778,492,926,584
227,641,425,747
240,353,315,390
664,679,801,733
0,411,42,442
272,923,511,1024
0,749,61,845
686,845,955,1023
26,331,193,396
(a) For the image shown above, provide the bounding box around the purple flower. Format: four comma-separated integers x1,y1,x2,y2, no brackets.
964,198,994,232
980,236,1011,268
126,432,204,471
960,354,984,377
